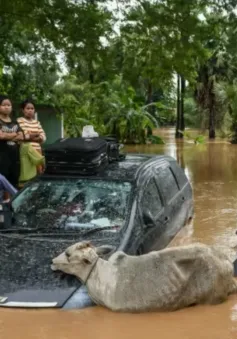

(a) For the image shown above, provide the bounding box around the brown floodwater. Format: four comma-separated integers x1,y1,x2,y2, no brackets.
1,128,237,339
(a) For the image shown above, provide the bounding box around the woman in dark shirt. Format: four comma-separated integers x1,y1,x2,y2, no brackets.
0,95,25,188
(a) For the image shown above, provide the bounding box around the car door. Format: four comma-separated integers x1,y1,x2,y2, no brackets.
139,176,167,254
153,163,186,248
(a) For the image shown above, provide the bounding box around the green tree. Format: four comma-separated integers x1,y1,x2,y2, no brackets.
214,81,237,143
118,0,218,139
0,0,114,95
2,0,237,143
0,1,60,100
51,74,161,144
194,6,237,138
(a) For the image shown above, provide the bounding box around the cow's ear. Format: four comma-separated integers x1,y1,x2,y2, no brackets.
76,241,93,250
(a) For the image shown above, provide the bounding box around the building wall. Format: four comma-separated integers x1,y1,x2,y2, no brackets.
36,109,62,145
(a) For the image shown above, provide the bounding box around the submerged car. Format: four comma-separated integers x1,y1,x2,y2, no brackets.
0,154,193,309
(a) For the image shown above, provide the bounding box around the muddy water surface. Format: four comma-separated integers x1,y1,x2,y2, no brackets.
1,128,237,339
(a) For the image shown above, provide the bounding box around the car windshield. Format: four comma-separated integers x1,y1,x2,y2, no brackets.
11,179,132,232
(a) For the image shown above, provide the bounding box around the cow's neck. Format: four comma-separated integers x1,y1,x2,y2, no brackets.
86,258,116,306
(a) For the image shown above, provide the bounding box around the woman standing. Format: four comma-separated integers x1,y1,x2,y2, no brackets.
0,95,24,189
17,99,46,173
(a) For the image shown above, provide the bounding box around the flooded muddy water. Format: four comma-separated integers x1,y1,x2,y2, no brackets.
1,128,237,339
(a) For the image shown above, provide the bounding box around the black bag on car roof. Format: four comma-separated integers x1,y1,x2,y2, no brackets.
102,136,122,162
45,137,107,161
44,136,124,175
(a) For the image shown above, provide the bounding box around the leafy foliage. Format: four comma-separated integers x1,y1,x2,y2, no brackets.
51,75,160,143
214,81,237,143
179,130,206,144
1,0,237,142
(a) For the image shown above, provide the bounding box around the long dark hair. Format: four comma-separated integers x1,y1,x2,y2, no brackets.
0,95,11,105
21,99,35,110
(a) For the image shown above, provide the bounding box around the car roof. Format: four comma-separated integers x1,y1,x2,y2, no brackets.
42,153,176,182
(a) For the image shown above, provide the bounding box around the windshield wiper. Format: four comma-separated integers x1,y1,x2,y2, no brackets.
0,226,63,234
80,226,119,236
0,225,119,236
0,227,40,233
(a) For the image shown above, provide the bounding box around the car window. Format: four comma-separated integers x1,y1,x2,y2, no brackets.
142,178,162,218
156,166,179,202
170,162,187,188
12,179,132,231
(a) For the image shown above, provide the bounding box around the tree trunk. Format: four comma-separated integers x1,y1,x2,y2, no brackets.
147,81,153,104
89,67,94,84
176,74,182,138
180,76,185,132
228,105,237,143
209,109,216,138
146,81,153,137
208,80,216,139
231,122,237,144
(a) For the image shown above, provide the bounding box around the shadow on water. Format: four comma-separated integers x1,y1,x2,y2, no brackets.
1,128,237,339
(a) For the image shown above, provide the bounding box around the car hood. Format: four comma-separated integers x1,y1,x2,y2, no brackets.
0,233,119,308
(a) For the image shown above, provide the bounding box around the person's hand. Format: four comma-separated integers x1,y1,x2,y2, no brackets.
13,132,24,141
25,133,30,140
30,133,40,141
0,130,17,140
30,133,39,138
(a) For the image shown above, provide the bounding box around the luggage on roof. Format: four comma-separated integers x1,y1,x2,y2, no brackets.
102,136,123,162
44,136,125,175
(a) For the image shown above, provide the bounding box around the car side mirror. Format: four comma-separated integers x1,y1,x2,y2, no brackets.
143,209,155,228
